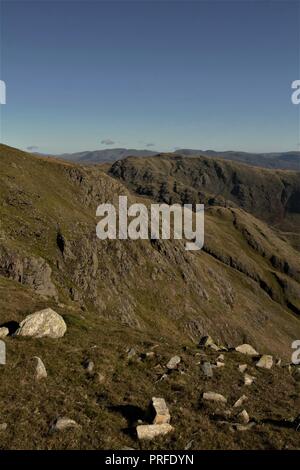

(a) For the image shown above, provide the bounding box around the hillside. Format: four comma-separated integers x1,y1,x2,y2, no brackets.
0,144,300,450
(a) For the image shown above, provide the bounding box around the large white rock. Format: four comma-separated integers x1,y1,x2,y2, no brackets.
235,344,259,357
15,308,67,338
136,423,174,440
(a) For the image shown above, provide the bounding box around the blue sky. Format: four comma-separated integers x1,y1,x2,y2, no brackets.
0,0,299,154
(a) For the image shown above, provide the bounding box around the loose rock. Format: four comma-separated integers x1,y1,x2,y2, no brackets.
238,364,247,373
202,361,213,378
149,397,171,424
244,373,255,386
237,409,250,424
233,395,248,408
136,423,173,440
203,392,227,403
15,308,67,338
166,355,181,370
0,327,9,338
34,356,47,381
256,355,273,370
235,344,259,357
51,417,79,432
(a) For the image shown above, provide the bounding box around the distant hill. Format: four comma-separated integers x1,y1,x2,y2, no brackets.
50,148,300,171
174,149,300,171
56,148,157,163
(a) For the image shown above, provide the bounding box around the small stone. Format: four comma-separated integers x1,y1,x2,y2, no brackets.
238,364,247,373
0,423,7,431
216,361,225,368
0,327,9,338
237,409,249,424
217,354,225,362
256,355,273,370
234,422,255,431
127,348,136,359
136,423,174,440
34,356,47,381
244,373,255,386
52,417,79,432
199,335,214,348
203,392,227,403
166,355,181,370
149,397,171,424
95,372,106,384
235,344,259,357
83,359,95,375
233,395,248,408
145,352,155,359
202,362,213,378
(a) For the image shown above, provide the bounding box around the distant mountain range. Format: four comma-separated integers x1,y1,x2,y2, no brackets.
51,148,300,171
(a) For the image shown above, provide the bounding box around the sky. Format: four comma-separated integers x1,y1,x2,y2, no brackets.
0,0,299,154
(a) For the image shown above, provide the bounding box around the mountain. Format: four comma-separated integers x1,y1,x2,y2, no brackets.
174,149,300,171
0,144,300,450
52,148,300,171
56,148,157,164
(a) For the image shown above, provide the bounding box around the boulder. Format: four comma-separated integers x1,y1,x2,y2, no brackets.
149,397,170,424
15,308,67,338
0,327,9,338
34,356,47,381
166,355,181,370
256,355,273,370
136,423,173,440
203,392,227,403
235,344,259,357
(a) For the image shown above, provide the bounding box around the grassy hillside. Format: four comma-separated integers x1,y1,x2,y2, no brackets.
0,144,300,449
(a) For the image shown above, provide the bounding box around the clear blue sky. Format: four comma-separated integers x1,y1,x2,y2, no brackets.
0,0,299,154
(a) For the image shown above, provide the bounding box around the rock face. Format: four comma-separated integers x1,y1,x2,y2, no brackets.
203,392,227,403
15,308,67,338
34,357,47,381
235,344,259,357
256,355,273,369
136,423,173,440
0,327,9,338
150,397,171,425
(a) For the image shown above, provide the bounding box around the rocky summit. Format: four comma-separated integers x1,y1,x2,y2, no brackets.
0,144,299,450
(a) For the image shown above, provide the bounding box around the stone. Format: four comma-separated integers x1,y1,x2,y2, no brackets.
149,397,170,424
235,344,259,357
0,423,7,431
83,359,95,375
15,308,67,338
34,356,47,381
234,422,255,432
238,364,247,373
199,335,214,348
217,354,225,361
216,361,225,368
256,355,273,370
233,395,248,408
203,392,227,403
166,355,181,370
127,348,136,359
136,423,173,440
52,417,79,431
202,362,213,378
244,373,255,386
237,409,249,424
0,327,9,338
